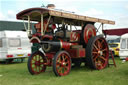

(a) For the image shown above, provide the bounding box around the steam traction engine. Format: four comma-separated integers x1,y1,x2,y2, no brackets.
16,7,115,76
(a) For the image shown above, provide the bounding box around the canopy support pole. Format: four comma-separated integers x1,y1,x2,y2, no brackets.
43,15,51,34
28,16,31,37
41,14,44,36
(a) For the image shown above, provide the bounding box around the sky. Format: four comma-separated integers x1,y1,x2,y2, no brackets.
0,0,128,30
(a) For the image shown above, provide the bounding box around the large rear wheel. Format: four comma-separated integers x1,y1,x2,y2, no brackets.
86,36,109,70
27,51,47,75
53,51,71,76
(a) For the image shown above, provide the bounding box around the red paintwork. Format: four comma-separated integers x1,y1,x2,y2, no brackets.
83,24,96,43
67,48,85,58
42,35,53,40
32,33,41,37
60,40,78,50
30,38,40,43
70,32,80,42
46,53,55,59
79,49,85,57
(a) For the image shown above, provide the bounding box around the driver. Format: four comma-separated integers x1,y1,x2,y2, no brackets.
34,19,56,33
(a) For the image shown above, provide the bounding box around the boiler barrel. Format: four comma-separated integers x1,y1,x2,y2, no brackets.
40,40,75,52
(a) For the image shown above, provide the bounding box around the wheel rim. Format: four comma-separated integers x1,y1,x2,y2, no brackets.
29,51,46,74
92,38,109,70
55,52,71,76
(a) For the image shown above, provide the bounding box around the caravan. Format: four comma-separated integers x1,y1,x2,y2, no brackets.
119,33,128,59
0,31,31,63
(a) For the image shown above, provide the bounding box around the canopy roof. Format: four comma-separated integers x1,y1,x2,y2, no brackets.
17,7,115,25
103,28,128,36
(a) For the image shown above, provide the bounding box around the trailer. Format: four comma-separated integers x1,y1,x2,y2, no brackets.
119,33,128,59
0,31,31,63
17,7,115,76
103,28,128,59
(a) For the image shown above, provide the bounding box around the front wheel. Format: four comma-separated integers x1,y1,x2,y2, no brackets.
53,51,71,76
27,51,47,75
86,36,109,70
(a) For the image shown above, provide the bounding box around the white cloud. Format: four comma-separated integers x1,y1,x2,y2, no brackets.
0,12,6,20
7,10,17,20
125,5,128,9
7,10,16,17
0,13,5,20
115,15,128,28
103,14,128,30
0,10,17,21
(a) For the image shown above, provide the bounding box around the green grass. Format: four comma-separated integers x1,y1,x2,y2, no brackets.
0,58,128,85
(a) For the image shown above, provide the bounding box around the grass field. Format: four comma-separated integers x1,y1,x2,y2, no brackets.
0,58,128,85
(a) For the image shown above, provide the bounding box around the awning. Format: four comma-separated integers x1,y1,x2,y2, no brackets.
103,28,128,36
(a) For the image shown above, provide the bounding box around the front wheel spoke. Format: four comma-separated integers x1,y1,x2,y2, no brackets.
56,63,61,67
58,67,63,73
57,60,62,64
64,65,68,71
65,60,69,65
58,57,62,62
62,55,65,61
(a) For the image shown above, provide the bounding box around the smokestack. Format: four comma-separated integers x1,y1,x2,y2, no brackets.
47,4,55,9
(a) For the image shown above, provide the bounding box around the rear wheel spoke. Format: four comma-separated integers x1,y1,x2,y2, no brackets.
93,56,98,62
86,36,109,70
93,44,99,51
100,56,106,61
102,48,108,52
97,40,101,49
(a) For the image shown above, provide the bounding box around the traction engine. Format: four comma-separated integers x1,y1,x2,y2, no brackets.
16,7,115,76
